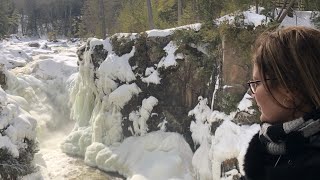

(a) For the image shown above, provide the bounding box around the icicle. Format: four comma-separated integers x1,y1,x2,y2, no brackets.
211,74,219,110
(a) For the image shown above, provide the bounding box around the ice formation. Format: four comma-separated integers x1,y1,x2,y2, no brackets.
189,95,260,179
0,69,37,159
61,38,195,179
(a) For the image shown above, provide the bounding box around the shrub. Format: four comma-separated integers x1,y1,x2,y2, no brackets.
0,139,38,180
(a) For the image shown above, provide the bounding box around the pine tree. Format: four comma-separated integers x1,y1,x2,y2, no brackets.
117,0,148,32
99,0,107,39
196,0,225,22
0,0,19,38
78,0,120,37
0,139,38,179
0,2,9,38
178,0,183,25
8,0,84,38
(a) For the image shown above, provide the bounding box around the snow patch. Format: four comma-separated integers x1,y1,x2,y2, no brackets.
141,70,161,85
237,93,254,114
210,120,259,179
109,83,142,109
86,131,195,180
146,23,201,37
130,96,159,136
158,41,179,68
98,47,136,83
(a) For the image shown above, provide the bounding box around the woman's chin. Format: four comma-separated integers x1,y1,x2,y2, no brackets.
260,114,279,124
260,114,269,123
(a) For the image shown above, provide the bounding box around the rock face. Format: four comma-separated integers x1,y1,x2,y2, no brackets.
28,42,40,48
221,36,260,124
75,33,218,150
62,26,262,180
221,158,242,180
222,37,249,95
0,64,7,90
70,26,262,153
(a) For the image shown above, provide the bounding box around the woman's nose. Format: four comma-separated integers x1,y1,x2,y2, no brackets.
247,89,255,98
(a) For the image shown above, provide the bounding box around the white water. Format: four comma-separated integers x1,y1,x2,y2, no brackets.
0,38,123,180
34,123,123,180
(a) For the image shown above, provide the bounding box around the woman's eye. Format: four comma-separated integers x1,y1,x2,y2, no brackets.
254,82,260,88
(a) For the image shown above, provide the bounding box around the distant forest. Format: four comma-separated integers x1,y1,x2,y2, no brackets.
0,0,319,39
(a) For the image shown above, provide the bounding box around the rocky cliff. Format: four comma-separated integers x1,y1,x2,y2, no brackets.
61,23,262,179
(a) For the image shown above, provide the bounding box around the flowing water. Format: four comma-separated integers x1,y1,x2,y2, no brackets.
36,126,124,180
4,39,124,180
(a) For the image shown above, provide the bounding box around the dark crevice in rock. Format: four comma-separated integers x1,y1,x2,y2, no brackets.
111,37,135,57
78,31,224,152
90,44,108,71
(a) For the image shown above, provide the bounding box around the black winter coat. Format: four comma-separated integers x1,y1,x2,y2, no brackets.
242,132,320,180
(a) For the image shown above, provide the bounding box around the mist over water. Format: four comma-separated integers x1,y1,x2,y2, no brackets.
35,122,122,180
2,39,123,180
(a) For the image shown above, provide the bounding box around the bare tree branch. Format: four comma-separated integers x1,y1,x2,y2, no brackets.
277,0,296,23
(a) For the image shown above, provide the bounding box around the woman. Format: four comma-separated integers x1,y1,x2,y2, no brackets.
243,26,320,180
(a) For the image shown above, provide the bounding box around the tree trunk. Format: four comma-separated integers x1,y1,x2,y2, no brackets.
277,0,296,23
33,10,38,37
178,0,182,25
276,0,290,21
255,0,259,13
194,0,200,22
20,9,25,35
146,0,155,29
99,0,106,39
64,8,68,36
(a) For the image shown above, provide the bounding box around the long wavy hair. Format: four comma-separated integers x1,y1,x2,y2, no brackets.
253,26,320,110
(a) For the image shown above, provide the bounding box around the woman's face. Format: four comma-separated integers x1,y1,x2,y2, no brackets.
252,64,295,124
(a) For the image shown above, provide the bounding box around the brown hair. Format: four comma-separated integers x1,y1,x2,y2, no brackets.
253,26,320,109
